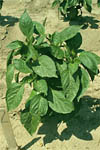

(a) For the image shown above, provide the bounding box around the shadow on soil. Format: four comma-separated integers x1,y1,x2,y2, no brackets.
21,137,41,150
0,15,19,27
63,16,100,29
37,96,100,145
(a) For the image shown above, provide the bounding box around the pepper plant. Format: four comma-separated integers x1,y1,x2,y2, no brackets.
52,0,100,20
6,10,100,135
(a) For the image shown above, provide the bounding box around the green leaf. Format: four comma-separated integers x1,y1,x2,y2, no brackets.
28,44,38,61
56,61,67,75
66,33,82,50
77,67,90,101
19,10,33,39
35,35,45,45
6,83,24,111
61,69,79,102
88,52,100,65
13,59,32,74
21,74,35,84
34,79,48,96
7,40,24,50
52,25,81,45
68,59,80,75
32,55,57,78
25,90,37,109
48,89,74,114
79,51,98,74
6,64,14,89
50,45,64,59
33,21,45,35
20,109,40,135
30,95,48,116
7,50,14,66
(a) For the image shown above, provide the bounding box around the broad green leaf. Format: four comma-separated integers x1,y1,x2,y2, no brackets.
33,21,45,35
34,79,48,96
30,95,48,116
13,59,32,74
66,33,82,50
19,10,33,39
6,83,24,111
79,51,98,74
32,55,57,78
61,69,79,101
48,89,74,114
7,40,24,50
6,64,14,88
84,0,92,12
87,52,100,65
50,45,64,59
52,31,61,45
77,67,90,101
20,109,40,135
52,25,81,45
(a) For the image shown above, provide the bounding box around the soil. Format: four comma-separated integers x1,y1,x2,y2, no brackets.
0,0,100,150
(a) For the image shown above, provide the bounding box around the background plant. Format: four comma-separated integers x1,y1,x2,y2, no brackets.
6,10,100,135
0,0,3,15
52,0,100,20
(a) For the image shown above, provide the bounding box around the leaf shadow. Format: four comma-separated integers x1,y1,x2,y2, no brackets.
0,15,19,27
38,96,100,145
63,16,100,30
21,137,41,150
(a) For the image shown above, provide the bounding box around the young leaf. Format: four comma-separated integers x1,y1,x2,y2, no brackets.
61,69,79,101
34,79,48,96
20,109,40,135
50,45,64,59
6,83,24,111
32,55,57,78
48,89,74,114
19,10,33,39
13,59,32,74
79,51,98,74
6,64,14,88
7,40,24,50
77,67,90,101
30,95,48,116
33,21,45,35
